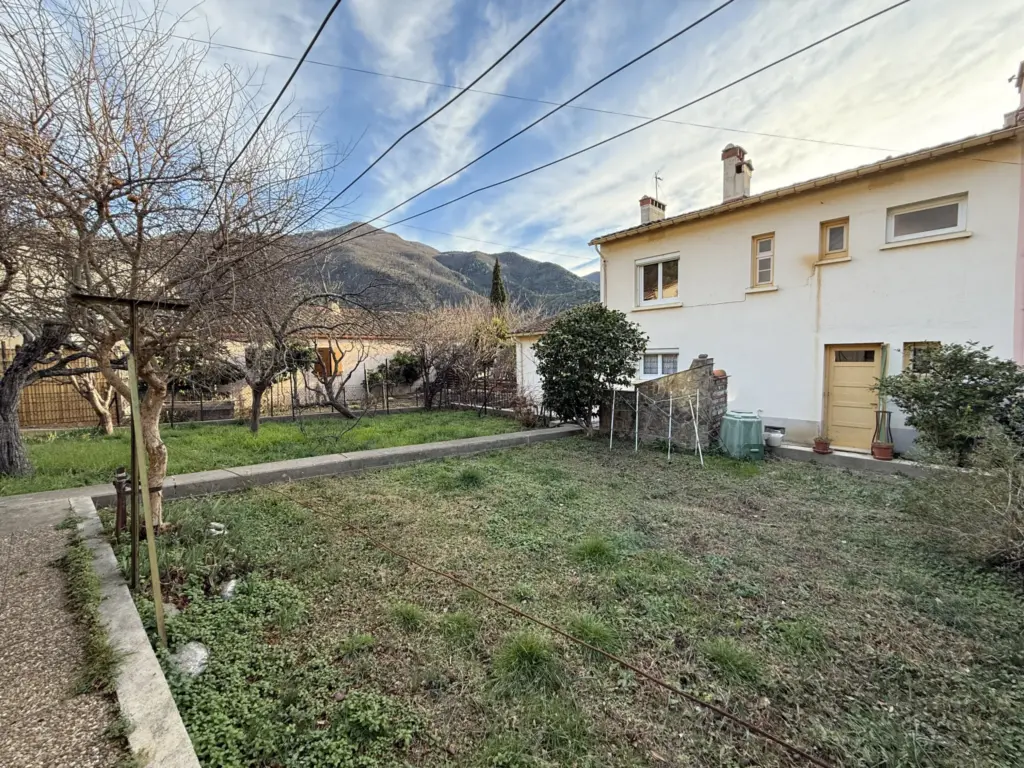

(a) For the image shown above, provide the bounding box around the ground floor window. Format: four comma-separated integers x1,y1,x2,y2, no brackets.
641,352,679,377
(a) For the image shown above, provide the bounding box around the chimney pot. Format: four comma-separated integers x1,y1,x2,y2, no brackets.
639,195,666,225
722,144,752,202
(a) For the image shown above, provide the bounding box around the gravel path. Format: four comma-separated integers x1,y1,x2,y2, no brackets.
0,511,125,768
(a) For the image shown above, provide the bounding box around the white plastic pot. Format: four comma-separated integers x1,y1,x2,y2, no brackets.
764,431,783,448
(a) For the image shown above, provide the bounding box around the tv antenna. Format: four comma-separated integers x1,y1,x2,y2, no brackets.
653,169,664,200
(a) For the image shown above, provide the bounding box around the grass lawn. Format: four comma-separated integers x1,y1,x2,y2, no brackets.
0,411,519,496
123,439,1023,767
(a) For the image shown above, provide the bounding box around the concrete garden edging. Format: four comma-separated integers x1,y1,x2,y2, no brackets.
74,496,200,768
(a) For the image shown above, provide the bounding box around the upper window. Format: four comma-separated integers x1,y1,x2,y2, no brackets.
751,234,774,286
886,195,966,243
820,218,848,258
641,352,679,378
637,255,679,306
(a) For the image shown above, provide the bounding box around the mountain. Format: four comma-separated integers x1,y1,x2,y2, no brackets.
295,223,598,312
584,271,600,284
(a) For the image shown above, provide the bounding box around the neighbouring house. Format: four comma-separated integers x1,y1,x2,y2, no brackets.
584,67,1024,453
512,316,559,403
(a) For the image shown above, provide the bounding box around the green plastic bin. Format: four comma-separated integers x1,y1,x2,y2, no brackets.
719,411,764,460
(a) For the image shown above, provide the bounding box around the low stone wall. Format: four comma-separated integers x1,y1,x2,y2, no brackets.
601,355,728,450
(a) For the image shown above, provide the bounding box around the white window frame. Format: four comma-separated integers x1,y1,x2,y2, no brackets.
636,253,680,307
640,350,680,379
886,194,967,244
823,220,848,256
751,234,774,287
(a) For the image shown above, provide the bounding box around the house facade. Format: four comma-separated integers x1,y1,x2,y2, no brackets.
589,77,1024,452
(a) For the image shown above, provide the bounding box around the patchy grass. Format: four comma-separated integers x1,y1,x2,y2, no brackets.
0,411,518,496
123,438,1024,766
60,520,120,694
391,602,429,632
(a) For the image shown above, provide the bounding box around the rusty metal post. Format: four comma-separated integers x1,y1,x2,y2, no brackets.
113,466,128,541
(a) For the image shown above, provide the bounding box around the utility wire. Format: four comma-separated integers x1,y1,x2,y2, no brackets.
218,466,836,768
294,0,738,244
158,25,895,154
156,0,347,271
242,0,913,283
323,0,570,206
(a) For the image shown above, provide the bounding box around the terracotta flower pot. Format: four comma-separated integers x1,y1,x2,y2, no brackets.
871,441,894,461
812,438,832,455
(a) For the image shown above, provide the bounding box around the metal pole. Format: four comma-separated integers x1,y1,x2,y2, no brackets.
291,370,297,421
128,351,167,648
364,363,370,404
689,397,704,468
384,358,390,415
634,389,640,453
129,303,139,592
199,390,204,422
695,389,700,455
667,395,673,463
169,385,175,428
608,389,616,450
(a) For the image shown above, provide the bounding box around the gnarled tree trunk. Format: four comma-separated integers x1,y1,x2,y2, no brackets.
0,324,68,476
71,374,115,435
249,384,267,434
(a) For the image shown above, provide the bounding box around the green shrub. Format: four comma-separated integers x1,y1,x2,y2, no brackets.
456,467,486,489
533,304,647,429
492,632,564,694
876,342,1024,465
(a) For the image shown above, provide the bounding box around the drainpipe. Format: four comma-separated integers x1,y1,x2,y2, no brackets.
593,244,606,305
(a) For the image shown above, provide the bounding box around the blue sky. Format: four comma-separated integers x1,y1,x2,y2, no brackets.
163,0,1022,274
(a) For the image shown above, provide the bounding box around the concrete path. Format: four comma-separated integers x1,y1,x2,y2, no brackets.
0,498,125,768
1,424,584,531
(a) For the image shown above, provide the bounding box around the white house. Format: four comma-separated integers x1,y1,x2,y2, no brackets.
583,70,1024,453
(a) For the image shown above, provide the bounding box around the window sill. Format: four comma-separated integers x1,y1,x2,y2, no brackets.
814,254,851,266
880,230,972,250
745,285,778,295
632,301,682,312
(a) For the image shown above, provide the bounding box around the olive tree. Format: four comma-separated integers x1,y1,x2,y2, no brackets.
533,304,646,431
0,0,335,521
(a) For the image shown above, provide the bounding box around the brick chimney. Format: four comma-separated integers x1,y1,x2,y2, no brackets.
640,195,666,225
722,144,753,202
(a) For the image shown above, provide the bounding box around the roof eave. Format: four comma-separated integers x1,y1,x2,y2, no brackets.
589,125,1023,246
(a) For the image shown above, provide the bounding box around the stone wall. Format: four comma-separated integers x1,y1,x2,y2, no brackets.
601,355,728,451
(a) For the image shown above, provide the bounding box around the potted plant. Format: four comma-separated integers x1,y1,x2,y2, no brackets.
812,434,832,454
871,440,894,460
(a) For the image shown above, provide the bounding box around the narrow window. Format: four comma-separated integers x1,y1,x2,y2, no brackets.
820,217,849,258
643,354,660,375
886,195,966,243
751,234,774,286
834,350,875,363
902,341,940,372
661,353,678,374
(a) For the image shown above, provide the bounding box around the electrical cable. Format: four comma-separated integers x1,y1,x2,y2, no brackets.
238,0,913,284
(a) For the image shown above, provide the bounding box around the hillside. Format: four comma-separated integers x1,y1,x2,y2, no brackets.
293,223,598,311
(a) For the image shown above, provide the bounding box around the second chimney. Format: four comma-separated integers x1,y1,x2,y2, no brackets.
640,195,666,225
722,144,753,202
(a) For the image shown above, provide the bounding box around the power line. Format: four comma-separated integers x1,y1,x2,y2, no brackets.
220,466,836,768
322,0,570,208
160,0,347,269
160,24,896,154
249,0,913,281
321,0,738,240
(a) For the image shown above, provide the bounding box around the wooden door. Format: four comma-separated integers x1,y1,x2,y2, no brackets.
824,344,882,451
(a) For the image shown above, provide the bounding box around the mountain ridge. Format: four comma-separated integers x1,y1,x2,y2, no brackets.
295,223,598,312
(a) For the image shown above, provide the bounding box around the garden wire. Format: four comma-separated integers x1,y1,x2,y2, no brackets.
219,467,837,768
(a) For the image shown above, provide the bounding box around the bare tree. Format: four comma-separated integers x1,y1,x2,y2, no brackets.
0,0,337,521
303,335,374,416
69,371,118,435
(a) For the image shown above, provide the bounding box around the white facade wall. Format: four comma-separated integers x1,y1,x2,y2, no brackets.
514,335,544,402
600,141,1023,451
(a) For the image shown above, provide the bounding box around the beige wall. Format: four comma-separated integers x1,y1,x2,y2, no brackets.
600,140,1023,449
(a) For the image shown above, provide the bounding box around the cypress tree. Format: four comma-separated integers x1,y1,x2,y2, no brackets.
490,257,509,307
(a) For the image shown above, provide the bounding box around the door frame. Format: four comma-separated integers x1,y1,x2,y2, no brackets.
821,342,884,451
